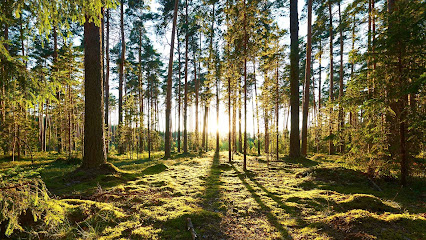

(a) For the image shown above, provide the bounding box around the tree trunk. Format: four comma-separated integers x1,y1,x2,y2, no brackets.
118,0,125,155
289,0,300,158
105,9,110,153
202,105,209,152
194,39,199,152
238,86,242,153
232,96,237,153
265,110,269,157
165,0,179,158
301,0,312,157
81,16,107,169
243,0,247,170
216,74,220,153
53,26,62,154
178,33,182,152
338,1,345,153
317,40,322,153
183,0,189,153
138,27,144,153
254,60,260,156
276,60,279,162
148,80,151,159
328,0,335,155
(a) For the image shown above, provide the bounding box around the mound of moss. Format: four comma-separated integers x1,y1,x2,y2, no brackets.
142,163,168,175
0,169,67,238
338,194,400,213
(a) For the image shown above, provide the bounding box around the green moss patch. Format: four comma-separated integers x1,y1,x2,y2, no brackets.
141,163,168,175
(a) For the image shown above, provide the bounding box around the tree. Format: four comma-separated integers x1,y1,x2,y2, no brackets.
301,0,312,156
105,9,110,153
118,0,126,155
183,0,189,154
164,0,179,159
328,0,335,155
289,0,300,158
81,15,107,169
337,0,345,153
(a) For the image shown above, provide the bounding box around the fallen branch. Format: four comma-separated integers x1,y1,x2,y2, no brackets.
187,218,197,240
368,177,382,192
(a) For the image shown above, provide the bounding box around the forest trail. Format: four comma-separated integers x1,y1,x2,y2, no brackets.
29,151,421,239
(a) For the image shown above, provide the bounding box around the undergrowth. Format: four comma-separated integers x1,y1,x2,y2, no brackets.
0,151,424,239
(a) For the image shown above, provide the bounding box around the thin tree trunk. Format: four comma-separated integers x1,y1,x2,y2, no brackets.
233,95,237,153
238,85,242,153
265,110,269,157
165,0,179,158
202,105,209,152
202,104,206,150
338,1,345,153
148,81,151,159
275,59,279,162
228,74,232,161
118,0,125,154
105,9,110,153
301,0,312,156
194,38,199,152
216,67,220,153
254,59,260,155
138,27,144,153
183,0,189,153
328,0,335,155
178,33,182,152
53,26,61,154
243,0,247,170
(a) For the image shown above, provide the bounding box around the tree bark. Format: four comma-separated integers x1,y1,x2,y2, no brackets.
243,0,247,170
289,0,300,158
165,0,179,158
194,38,199,152
183,0,189,153
81,16,107,169
328,0,335,155
301,0,312,156
338,1,345,153
105,9,110,153
254,60,260,156
138,28,144,153
276,60,279,162
238,86,242,153
118,0,125,155
177,32,182,152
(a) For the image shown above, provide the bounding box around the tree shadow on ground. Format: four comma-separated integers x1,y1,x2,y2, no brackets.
157,152,227,239
232,165,294,239
110,158,152,168
281,156,319,167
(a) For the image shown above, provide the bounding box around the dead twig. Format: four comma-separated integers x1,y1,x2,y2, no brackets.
187,218,197,240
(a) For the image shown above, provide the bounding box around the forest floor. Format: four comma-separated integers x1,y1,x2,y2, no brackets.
0,151,425,239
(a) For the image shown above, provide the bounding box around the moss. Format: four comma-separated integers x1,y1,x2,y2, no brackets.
1,151,424,239
141,163,168,175
338,194,400,213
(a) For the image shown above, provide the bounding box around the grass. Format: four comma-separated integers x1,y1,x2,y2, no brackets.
0,151,425,239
